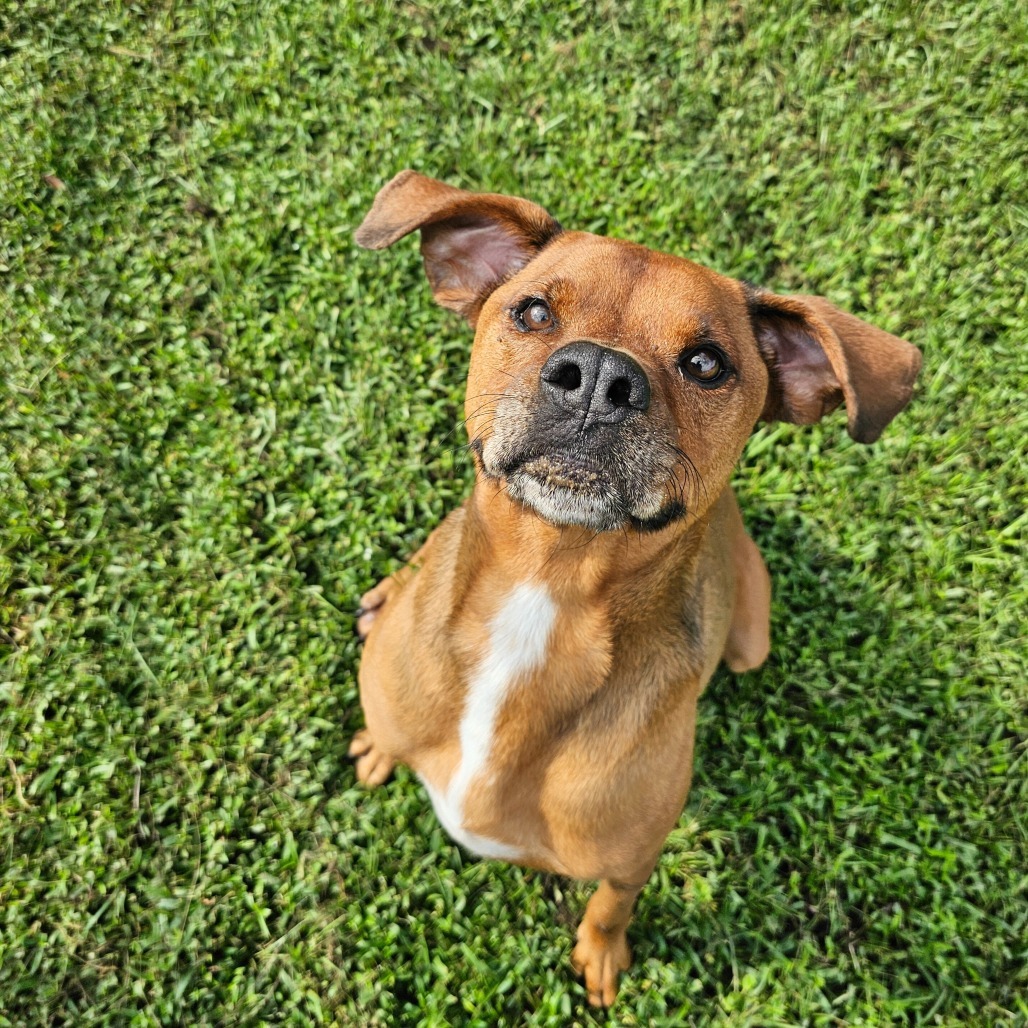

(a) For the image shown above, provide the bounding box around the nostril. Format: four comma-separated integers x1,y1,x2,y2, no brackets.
546,361,582,392
607,378,632,408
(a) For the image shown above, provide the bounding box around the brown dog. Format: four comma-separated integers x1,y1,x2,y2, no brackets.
350,171,921,1006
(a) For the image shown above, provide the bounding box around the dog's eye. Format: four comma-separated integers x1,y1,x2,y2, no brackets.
514,298,555,332
679,346,729,387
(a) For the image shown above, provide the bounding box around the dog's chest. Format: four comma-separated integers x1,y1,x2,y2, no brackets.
419,581,558,860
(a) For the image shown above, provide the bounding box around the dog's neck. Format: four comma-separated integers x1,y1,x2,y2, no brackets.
462,479,709,607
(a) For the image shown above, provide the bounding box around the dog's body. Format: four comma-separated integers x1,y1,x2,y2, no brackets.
351,172,921,1005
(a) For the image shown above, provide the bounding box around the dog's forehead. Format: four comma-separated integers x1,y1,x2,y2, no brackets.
508,231,745,334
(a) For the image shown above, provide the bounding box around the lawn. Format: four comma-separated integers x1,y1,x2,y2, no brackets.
1,0,1026,1024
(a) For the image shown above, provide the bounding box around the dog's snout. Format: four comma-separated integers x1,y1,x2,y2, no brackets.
540,342,650,427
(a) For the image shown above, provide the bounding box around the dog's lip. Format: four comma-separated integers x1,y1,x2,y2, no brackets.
514,452,608,489
494,447,605,478
491,448,685,533
506,452,632,527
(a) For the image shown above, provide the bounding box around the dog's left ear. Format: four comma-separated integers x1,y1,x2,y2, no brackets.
747,287,922,443
355,170,562,325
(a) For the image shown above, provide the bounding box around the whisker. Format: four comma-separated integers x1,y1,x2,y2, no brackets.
659,439,709,511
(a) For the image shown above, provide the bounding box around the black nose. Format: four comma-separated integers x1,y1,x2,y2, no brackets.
540,342,651,427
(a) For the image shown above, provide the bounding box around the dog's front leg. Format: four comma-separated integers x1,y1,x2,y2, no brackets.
571,868,655,1007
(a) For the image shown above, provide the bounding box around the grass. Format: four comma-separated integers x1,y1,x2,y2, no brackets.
1,0,1026,1023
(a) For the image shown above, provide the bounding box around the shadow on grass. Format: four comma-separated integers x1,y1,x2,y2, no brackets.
627,500,1018,1020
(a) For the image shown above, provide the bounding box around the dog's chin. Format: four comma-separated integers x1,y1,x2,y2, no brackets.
505,469,626,532
501,456,683,534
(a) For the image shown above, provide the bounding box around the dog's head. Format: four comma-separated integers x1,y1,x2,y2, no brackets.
357,171,921,533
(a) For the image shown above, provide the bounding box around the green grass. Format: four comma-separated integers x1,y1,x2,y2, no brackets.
1,0,1026,1024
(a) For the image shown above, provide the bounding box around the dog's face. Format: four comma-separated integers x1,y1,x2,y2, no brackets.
357,171,921,532
467,233,768,531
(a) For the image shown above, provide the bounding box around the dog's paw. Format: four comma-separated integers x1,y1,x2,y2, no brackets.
571,924,631,1008
347,729,396,787
355,579,393,641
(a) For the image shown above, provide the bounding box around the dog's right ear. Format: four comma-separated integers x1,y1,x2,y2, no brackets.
355,171,562,325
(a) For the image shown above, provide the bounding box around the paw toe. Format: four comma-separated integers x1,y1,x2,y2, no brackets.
348,730,395,786
355,581,393,640
572,930,631,1008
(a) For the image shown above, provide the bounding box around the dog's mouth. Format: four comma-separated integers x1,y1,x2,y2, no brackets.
491,449,684,533
471,386,690,533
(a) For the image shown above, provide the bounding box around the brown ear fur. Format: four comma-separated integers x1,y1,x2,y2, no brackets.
355,170,562,324
749,288,922,443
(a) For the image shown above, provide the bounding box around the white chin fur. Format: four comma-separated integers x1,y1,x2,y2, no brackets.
505,471,624,531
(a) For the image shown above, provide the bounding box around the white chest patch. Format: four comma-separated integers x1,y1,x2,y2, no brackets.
421,582,556,860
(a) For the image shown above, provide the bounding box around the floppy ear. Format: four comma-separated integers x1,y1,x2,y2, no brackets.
355,170,562,324
747,287,922,443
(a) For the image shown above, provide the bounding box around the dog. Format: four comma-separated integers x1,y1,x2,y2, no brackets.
349,171,921,1006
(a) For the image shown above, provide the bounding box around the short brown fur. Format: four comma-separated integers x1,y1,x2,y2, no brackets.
351,172,921,1006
